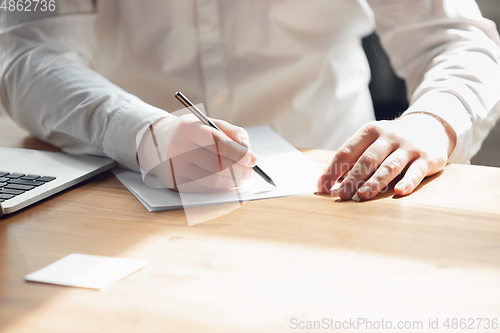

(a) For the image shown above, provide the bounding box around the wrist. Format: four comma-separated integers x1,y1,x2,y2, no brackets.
401,111,457,157
136,116,177,173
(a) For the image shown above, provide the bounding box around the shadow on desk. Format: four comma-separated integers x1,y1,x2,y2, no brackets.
18,137,60,152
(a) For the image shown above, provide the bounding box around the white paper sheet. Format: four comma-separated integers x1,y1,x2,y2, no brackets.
114,125,322,212
24,254,148,290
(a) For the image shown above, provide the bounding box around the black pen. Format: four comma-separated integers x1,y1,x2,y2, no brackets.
175,91,276,187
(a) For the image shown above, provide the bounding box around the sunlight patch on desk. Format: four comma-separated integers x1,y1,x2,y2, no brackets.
93,235,500,331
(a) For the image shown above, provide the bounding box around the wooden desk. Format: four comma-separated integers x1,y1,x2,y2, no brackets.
1,116,500,333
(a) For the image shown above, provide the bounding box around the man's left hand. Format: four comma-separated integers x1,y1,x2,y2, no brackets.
316,113,456,200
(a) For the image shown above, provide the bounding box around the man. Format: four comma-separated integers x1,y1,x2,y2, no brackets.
1,0,499,200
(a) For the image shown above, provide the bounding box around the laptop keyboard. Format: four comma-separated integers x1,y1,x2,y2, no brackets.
0,172,56,202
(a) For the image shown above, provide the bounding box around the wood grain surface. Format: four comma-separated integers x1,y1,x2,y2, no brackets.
1,116,500,333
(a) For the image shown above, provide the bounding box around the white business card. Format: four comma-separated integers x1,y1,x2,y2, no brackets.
25,253,148,290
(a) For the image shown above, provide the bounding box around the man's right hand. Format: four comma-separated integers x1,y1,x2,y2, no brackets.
137,115,258,192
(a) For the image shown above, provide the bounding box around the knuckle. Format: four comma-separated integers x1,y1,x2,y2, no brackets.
386,133,403,145
412,167,426,182
384,159,401,175
417,150,427,160
360,152,378,166
364,180,376,190
237,126,248,137
335,147,351,161
238,130,250,144
363,122,381,136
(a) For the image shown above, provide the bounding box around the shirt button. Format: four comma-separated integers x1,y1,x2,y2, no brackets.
202,18,214,31
212,93,224,104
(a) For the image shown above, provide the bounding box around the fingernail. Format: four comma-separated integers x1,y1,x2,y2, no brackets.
331,181,342,191
357,186,370,194
396,183,408,194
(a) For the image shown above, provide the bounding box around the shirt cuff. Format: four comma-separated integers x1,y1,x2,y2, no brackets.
404,91,472,163
101,98,174,171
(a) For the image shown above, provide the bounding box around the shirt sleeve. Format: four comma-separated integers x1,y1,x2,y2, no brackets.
0,6,171,171
367,0,500,163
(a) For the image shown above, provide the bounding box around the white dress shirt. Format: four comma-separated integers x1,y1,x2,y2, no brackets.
1,0,499,171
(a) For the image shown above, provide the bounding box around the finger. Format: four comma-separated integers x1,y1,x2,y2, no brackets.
356,150,411,201
394,158,429,196
156,159,251,192
338,139,395,200
213,140,256,168
212,118,253,150
168,119,255,168
191,122,257,167
317,122,382,192
171,143,253,179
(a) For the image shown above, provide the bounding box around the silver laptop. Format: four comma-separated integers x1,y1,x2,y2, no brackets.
0,147,115,216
